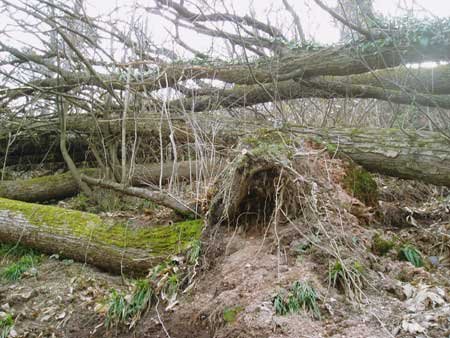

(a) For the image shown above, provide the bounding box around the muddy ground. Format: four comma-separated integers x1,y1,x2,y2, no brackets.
1,177,450,338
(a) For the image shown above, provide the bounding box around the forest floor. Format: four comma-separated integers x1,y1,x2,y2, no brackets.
1,176,449,338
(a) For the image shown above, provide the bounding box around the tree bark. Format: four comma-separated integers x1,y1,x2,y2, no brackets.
80,174,196,217
287,126,450,187
0,161,210,203
0,169,96,202
1,117,238,167
0,197,203,274
2,123,449,207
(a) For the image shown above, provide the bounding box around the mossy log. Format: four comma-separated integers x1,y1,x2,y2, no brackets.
0,161,205,203
0,169,97,202
287,126,450,188
0,197,203,273
3,125,449,202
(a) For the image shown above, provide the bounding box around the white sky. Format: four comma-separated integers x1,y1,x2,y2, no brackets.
87,0,450,56
2,0,450,58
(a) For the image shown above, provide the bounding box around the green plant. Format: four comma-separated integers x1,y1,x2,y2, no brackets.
372,233,395,256
105,289,128,328
293,240,313,255
165,273,179,296
291,281,321,319
0,313,14,338
273,281,320,319
126,279,155,321
223,306,243,323
328,261,344,287
343,166,378,206
187,239,201,265
328,260,364,300
0,243,35,258
273,291,288,315
105,279,156,328
1,254,38,281
398,245,423,267
69,193,91,211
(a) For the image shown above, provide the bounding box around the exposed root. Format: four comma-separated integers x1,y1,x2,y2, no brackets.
206,129,373,302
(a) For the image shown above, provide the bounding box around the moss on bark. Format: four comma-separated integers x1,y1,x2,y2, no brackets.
343,166,378,206
0,198,203,272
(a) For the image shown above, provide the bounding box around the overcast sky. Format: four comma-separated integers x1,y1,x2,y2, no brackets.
2,0,450,58
85,0,450,56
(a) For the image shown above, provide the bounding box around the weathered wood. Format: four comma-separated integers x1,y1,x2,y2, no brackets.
0,161,206,203
0,169,96,203
0,197,203,274
287,126,450,187
81,174,196,217
3,126,450,209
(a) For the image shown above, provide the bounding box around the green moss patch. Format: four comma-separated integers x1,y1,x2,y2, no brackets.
241,129,293,160
371,233,395,256
0,197,203,257
343,165,378,206
223,306,243,324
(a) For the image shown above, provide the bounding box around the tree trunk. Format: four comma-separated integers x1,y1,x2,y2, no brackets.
0,197,203,274
287,126,450,187
0,161,211,203
0,125,450,195
0,169,96,202
1,117,237,169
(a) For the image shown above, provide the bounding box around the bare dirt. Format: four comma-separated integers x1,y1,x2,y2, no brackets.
130,225,449,338
1,171,449,337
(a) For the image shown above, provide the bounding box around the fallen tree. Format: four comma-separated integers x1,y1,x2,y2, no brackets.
80,174,197,217
0,117,239,170
0,127,447,275
0,197,203,273
1,2,450,192
0,169,96,202
1,126,449,208
0,161,211,203
207,129,368,227
286,126,450,188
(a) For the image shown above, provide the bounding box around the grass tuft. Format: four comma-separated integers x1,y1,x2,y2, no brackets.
0,313,14,338
0,243,35,258
105,289,128,329
328,260,364,300
187,239,201,265
104,252,202,329
105,279,156,329
273,281,321,319
1,254,38,281
126,279,154,322
398,245,423,267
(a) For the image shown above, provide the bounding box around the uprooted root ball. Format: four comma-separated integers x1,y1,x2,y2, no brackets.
207,130,317,228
